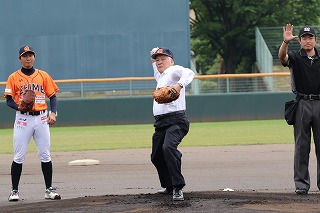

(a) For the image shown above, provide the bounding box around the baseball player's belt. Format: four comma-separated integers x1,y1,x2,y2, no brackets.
154,110,185,121
21,110,46,116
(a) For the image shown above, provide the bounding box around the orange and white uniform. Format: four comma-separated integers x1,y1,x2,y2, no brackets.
4,69,59,111
4,45,61,201
4,69,59,164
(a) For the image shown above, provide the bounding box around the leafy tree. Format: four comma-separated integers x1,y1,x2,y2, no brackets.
190,0,320,74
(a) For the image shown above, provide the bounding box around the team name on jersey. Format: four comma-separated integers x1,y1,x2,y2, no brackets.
20,83,45,94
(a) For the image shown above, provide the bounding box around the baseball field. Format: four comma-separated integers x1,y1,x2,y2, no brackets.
3,119,320,213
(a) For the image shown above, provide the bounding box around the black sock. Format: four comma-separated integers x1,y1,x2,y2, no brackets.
41,161,52,189
11,161,23,190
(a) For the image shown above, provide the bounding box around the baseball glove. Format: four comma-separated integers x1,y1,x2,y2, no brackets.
19,90,36,112
152,86,180,104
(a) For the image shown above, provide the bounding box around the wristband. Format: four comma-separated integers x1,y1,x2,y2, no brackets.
283,40,289,44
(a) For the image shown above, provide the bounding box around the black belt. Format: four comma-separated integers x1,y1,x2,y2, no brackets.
301,94,320,101
154,110,185,121
21,110,46,116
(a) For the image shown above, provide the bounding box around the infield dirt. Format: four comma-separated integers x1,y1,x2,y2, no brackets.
1,145,320,212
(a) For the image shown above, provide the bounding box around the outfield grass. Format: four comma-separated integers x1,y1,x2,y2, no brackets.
0,120,294,154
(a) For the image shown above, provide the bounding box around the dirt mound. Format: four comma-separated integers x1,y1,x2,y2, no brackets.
3,191,320,213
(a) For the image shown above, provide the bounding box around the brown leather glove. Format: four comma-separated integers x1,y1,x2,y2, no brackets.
152,86,180,104
19,90,36,112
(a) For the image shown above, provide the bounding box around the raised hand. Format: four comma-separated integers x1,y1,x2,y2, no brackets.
283,23,298,43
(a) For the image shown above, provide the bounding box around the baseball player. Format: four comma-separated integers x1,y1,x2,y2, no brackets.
150,47,195,201
4,45,61,201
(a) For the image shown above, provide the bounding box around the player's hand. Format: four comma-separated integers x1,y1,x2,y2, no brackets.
283,23,298,43
150,47,159,63
47,112,56,125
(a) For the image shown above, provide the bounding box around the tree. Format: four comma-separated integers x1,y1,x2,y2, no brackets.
190,0,320,74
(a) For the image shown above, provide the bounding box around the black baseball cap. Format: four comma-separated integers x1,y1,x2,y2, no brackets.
151,48,174,59
19,45,36,58
299,26,316,37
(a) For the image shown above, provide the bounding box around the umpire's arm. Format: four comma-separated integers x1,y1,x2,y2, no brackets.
278,41,289,65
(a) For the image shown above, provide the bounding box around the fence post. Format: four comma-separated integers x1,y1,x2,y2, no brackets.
226,78,230,93
80,82,84,98
129,80,133,96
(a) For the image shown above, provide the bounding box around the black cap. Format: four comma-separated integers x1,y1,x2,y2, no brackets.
151,48,174,59
19,46,36,58
299,26,316,37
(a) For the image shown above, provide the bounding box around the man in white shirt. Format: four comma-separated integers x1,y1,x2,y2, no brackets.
150,47,195,201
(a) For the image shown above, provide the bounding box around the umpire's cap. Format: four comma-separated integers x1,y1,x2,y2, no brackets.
299,26,316,38
151,48,174,59
19,46,35,58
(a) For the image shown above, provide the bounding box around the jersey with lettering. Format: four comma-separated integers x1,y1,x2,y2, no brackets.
4,69,59,111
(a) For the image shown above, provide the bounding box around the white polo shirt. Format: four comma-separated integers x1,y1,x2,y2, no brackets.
152,63,195,116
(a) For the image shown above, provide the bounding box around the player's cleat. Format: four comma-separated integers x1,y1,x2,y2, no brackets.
295,189,308,195
157,187,173,195
172,188,184,201
45,187,61,200
8,190,19,201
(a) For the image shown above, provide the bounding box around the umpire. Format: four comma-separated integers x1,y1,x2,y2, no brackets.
149,47,195,201
279,24,320,195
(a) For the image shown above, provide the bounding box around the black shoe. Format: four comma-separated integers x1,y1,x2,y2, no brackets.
295,189,308,195
173,188,184,201
157,187,173,195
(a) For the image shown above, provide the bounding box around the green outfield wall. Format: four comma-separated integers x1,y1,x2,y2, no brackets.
0,92,295,128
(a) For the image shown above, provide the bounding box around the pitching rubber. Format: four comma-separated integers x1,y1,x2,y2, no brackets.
68,159,100,166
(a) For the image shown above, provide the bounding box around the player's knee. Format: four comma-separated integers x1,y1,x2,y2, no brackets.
162,143,173,155
151,153,161,165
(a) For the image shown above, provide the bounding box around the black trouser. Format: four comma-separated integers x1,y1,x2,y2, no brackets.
294,99,320,191
151,111,189,190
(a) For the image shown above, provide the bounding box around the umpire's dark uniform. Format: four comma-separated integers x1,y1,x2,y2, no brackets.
286,47,320,193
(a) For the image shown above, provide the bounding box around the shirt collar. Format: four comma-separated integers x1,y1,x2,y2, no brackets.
299,47,320,58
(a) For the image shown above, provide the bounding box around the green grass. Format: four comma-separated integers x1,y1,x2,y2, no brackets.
0,120,294,154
